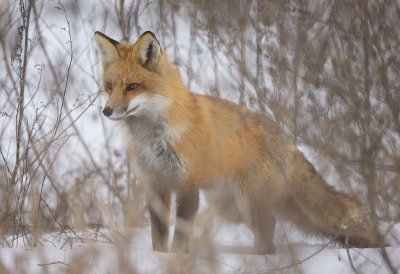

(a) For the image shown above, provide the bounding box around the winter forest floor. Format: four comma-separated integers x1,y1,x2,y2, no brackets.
0,225,399,274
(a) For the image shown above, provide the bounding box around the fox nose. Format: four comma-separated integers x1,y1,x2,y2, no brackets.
103,107,113,117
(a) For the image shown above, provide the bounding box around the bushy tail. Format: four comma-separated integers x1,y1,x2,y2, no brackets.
280,150,378,247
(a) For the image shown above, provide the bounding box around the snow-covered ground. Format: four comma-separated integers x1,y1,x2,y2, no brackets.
1,225,398,274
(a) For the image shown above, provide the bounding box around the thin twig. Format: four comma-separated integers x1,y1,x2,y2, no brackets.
37,261,69,267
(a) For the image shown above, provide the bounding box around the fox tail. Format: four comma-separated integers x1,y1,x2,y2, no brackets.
280,150,378,247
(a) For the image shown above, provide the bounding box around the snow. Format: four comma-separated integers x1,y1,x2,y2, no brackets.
0,226,398,274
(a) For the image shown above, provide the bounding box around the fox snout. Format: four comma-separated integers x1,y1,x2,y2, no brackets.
102,105,130,120
102,106,113,117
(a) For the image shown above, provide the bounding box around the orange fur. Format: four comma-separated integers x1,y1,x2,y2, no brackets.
94,31,378,253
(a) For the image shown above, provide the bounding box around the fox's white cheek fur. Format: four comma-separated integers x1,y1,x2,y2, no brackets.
101,92,109,102
126,93,171,120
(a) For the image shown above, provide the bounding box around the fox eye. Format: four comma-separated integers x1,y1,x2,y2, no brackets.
105,82,112,91
126,83,139,91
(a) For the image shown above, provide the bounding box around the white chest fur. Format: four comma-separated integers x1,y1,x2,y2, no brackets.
123,116,186,191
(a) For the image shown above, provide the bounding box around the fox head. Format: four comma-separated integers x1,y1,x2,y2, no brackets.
94,31,171,121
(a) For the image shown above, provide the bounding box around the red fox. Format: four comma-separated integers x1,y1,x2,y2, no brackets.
94,31,378,253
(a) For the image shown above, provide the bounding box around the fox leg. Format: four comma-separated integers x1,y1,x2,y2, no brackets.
251,203,276,254
171,187,199,253
149,192,170,252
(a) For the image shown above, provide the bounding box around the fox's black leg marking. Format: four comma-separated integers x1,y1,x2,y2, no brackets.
171,187,199,252
149,192,170,252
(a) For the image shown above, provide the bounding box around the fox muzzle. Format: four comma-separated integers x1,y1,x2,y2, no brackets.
103,106,113,117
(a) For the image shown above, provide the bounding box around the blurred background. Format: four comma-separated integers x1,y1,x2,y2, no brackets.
0,0,400,273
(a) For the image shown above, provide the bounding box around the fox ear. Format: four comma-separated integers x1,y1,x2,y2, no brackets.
135,31,161,71
94,31,120,64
